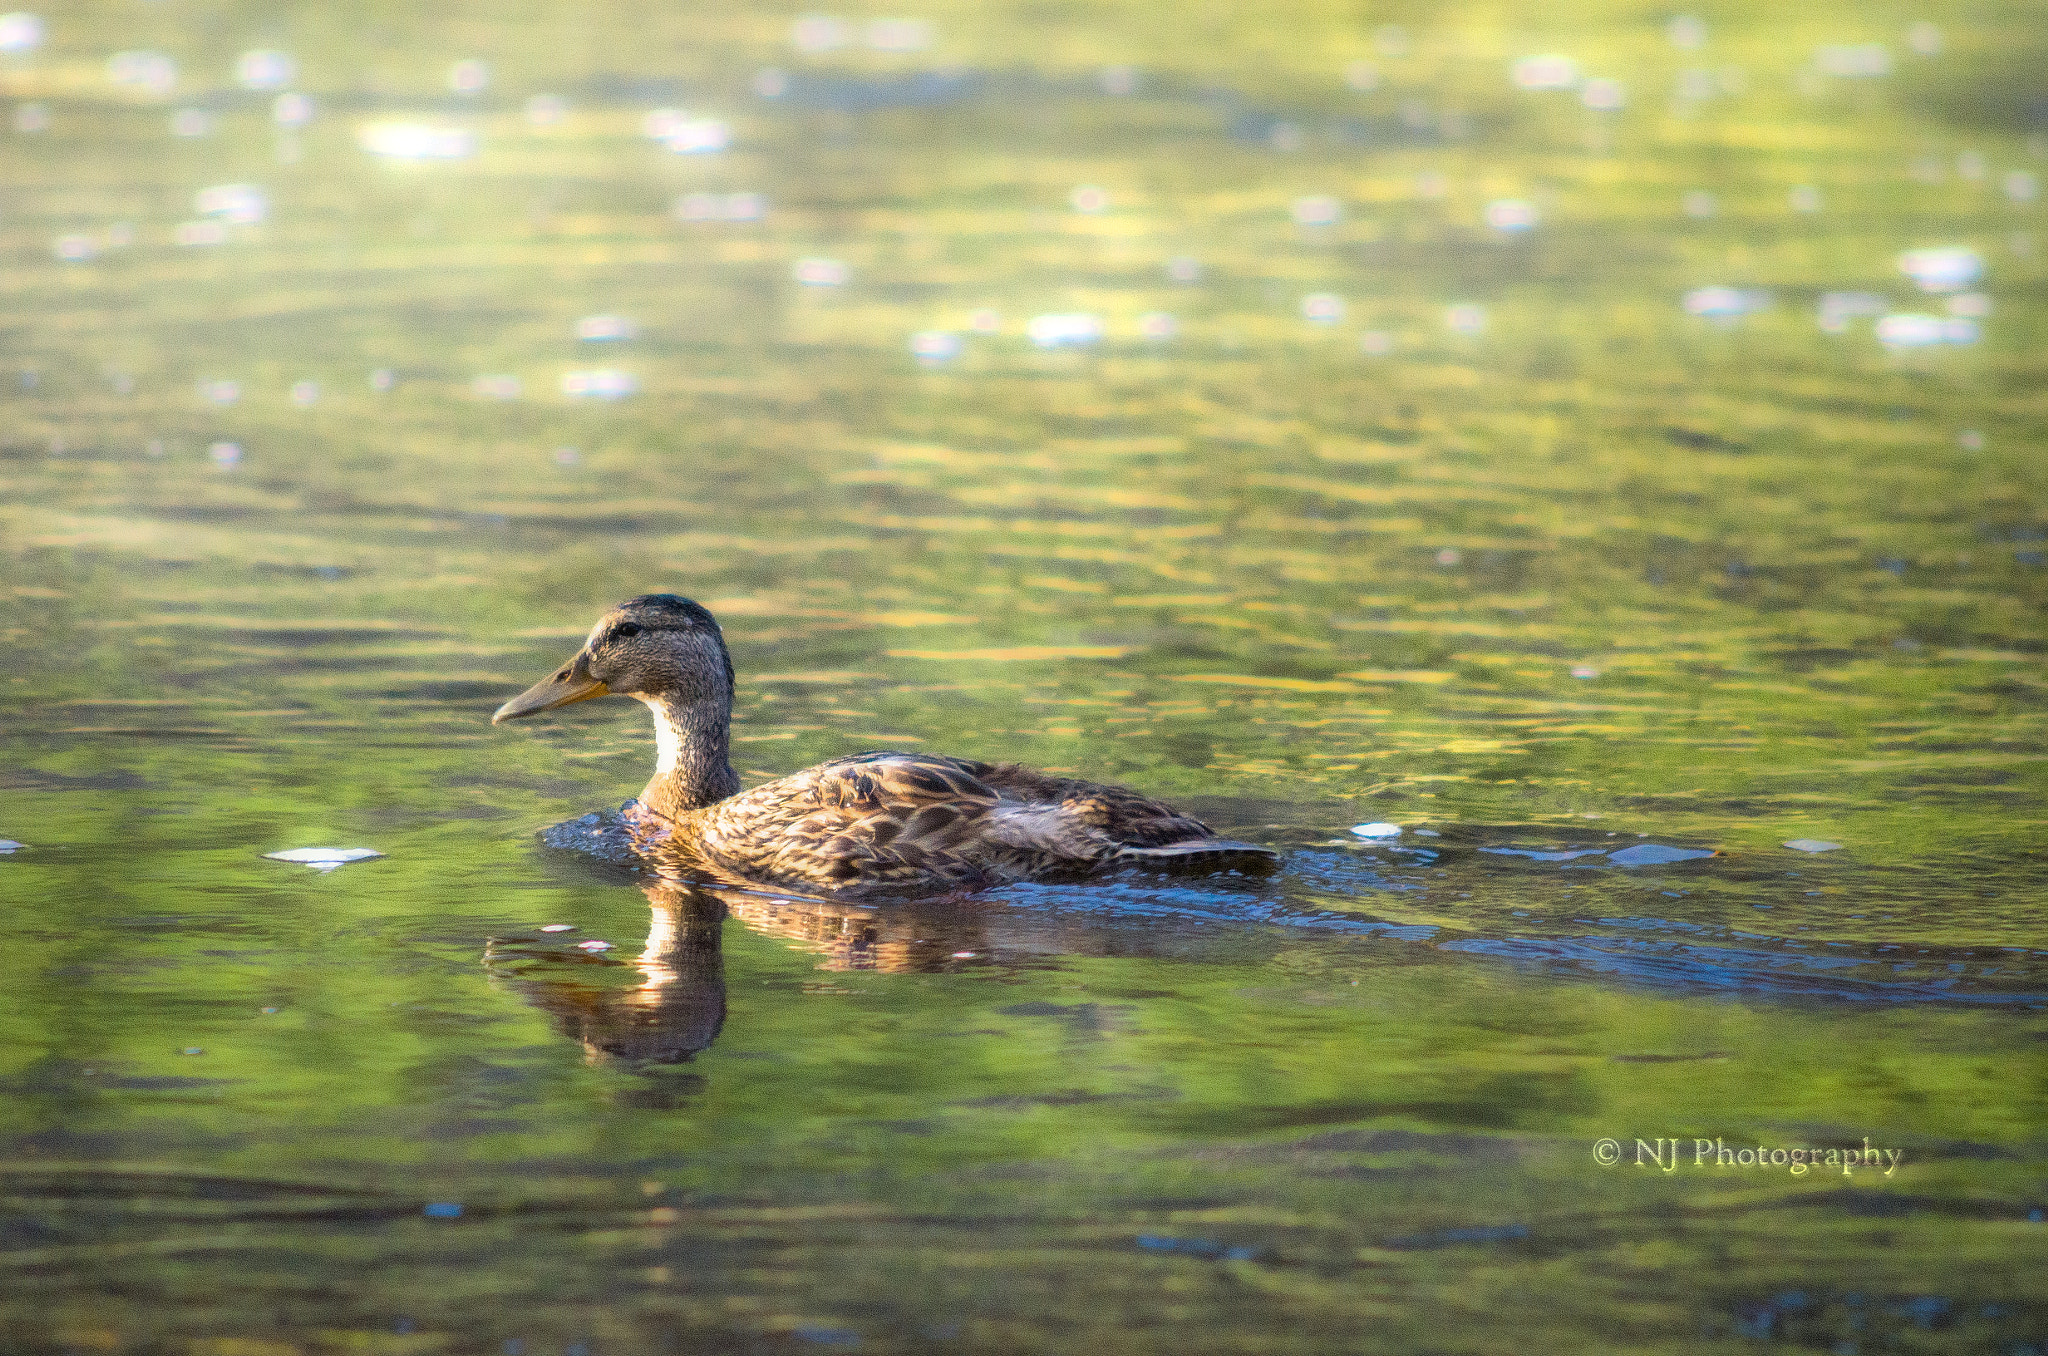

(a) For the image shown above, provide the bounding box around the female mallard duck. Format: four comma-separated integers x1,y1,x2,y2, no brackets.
492,594,1277,896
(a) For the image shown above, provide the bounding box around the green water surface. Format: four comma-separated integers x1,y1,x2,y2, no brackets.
2,1,2046,1351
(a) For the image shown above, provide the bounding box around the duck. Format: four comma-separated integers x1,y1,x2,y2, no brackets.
492,594,1278,896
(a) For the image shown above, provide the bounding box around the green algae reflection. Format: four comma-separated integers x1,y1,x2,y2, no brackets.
2,0,2046,1351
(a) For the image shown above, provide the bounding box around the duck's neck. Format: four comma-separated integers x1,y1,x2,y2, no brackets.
634,693,740,818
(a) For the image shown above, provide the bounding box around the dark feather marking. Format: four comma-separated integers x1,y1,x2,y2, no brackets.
900,769,953,796
902,805,960,839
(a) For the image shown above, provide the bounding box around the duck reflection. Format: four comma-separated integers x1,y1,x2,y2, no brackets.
485,880,728,1066
485,875,1000,1068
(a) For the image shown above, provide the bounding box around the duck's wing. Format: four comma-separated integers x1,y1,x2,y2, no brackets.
973,762,1214,847
692,752,1008,891
976,763,1278,866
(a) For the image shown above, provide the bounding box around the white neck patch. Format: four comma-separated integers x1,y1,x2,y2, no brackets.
638,695,685,773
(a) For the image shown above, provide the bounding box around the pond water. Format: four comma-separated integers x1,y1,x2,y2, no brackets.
3,2,2046,1352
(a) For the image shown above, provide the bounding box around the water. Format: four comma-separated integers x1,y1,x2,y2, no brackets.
4,0,2047,1350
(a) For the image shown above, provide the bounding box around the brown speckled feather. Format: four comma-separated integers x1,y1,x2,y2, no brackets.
640,750,1249,896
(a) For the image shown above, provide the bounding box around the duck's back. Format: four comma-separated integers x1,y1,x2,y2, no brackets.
651,750,1268,894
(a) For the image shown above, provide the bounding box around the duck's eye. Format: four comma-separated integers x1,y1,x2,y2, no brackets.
613,623,642,640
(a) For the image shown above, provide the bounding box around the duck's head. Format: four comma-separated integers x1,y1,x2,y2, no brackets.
492,594,734,724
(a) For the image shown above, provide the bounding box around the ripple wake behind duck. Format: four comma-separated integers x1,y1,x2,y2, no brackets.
493,594,1278,897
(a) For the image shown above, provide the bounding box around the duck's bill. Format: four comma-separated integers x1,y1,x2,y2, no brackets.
492,656,609,724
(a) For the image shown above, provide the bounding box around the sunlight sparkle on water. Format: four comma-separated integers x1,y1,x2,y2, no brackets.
1446,304,1486,335
208,441,241,470
645,108,729,153
792,15,850,53
197,380,239,406
1343,61,1377,92
359,123,475,160
195,184,264,225
1667,14,1706,48
52,234,94,262
1301,293,1345,324
665,119,729,154
562,370,638,399
576,314,637,341
1138,312,1177,340
263,847,383,871
473,375,522,400
1485,199,1538,233
525,94,567,126
235,50,295,90
448,60,488,94
1581,78,1625,110
1511,55,1577,91
170,109,212,138
1071,185,1110,214
1684,286,1770,318
1027,313,1104,348
1898,246,1983,291
1291,195,1340,226
1166,255,1200,283
1790,185,1822,213
14,101,47,132
272,93,312,127
0,11,41,53
909,331,961,363
793,257,850,286
289,381,318,407
1875,313,1978,348
107,51,175,96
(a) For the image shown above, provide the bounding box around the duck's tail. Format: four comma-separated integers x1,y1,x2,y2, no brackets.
1115,839,1281,871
